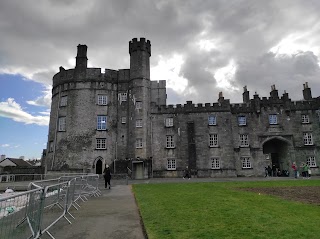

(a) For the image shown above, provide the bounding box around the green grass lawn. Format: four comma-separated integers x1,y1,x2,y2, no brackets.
133,180,320,239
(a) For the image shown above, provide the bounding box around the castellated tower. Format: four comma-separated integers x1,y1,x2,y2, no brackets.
128,38,152,160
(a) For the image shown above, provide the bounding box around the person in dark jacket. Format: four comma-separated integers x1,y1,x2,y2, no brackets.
103,165,111,189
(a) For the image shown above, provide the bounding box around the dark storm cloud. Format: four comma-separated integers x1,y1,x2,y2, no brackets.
0,0,320,104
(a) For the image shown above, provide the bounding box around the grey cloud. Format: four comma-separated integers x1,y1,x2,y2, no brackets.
0,0,320,105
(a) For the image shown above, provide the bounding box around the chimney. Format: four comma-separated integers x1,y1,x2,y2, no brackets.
270,85,279,99
303,82,312,100
243,86,250,103
0,154,5,161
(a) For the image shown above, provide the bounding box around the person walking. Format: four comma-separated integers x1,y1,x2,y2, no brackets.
291,162,298,179
183,166,191,180
103,164,111,189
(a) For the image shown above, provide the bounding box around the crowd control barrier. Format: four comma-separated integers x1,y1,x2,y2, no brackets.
0,174,101,239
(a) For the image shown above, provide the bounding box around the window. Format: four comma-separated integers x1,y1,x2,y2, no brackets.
120,93,127,102
238,116,246,126
58,117,66,131
49,141,54,152
167,159,176,170
209,134,218,147
269,114,278,125
208,115,216,126
241,157,251,168
307,156,317,167
303,132,313,145
97,95,107,105
240,134,249,147
136,101,142,109
60,96,68,107
165,118,174,127
96,138,106,149
121,117,126,124
301,114,309,124
97,116,107,130
166,135,175,148
136,119,142,127
136,138,143,148
211,158,220,169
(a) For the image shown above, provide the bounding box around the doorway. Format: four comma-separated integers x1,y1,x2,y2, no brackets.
95,158,103,174
133,161,144,179
263,137,291,173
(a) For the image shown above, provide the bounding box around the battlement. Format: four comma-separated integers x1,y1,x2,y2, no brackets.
151,80,166,88
129,38,151,56
151,101,231,114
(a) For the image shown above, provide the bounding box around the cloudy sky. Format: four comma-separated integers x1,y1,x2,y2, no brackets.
1,0,320,159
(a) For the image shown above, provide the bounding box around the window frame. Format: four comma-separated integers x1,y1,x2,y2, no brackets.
97,95,108,105
211,158,220,169
303,132,313,145
301,114,310,124
241,157,252,169
238,116,247,126
167,159,176,170
136,119,143,128
60,96,68,107
239,134,249,147
307,156,317,167
121,116,126,124
58,117,66,132
136,101,142,109
96,138,107,149
136,138,143,148
166,135,175,148
165,117,174,127
120,92,127,102
208,115,217,126
209,134,219,147
97,115,107,130
269,114,278,125
49,141,54,152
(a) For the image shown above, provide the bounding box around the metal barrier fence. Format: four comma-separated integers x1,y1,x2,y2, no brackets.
0,174,101,239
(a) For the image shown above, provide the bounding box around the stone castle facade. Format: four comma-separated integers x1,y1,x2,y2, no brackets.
44,38,320,178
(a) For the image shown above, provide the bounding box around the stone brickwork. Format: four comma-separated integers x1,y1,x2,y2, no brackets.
44,38,320,178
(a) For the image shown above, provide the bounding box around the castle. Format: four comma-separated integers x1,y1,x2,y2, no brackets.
44,38,320,178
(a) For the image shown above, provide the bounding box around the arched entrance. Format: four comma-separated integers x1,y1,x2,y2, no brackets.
262,137,292,173
94,157,103,174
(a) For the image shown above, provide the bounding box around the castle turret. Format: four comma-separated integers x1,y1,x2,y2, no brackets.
243,86,250,103
303,82,312,100
128,38,152,160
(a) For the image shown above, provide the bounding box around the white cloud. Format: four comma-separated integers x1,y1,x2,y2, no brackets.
1,144,10,147
26,85,52,108
0,98,49,126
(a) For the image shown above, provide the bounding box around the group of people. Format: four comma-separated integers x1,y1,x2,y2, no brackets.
291,162,311,179
264,165,289,177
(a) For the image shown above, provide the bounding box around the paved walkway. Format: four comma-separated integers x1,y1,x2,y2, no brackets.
42,184,146,239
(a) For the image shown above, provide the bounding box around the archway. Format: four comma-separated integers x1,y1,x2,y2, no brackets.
262,137,291,175
94,157,103,174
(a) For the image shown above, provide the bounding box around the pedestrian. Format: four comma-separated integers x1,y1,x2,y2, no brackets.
103,164,111,189
267,165,272,177
302,163,309,179
306,163,311,179
291,162,298,178
183,166,191,180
